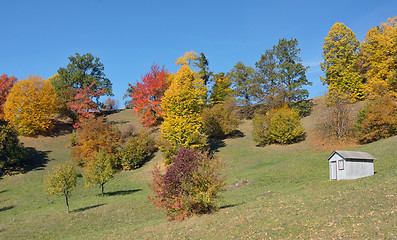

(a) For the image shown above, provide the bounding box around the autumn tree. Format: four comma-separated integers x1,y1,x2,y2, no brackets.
84,150,115,197
360,17,397,97
52,53,112,121
161,64,207,155
0,74,17,119
210,73,233,105
149,147,225,221
67,82,107,128
71,116,121,166
356,83,397,143
103,97,119,111
255,38,311,107
175,50,198,66
126,64,169,127
321,22,364,102
228,61,256,106
253,105,304,145
44,162,77,213
4,75,58,135
322,90,355,140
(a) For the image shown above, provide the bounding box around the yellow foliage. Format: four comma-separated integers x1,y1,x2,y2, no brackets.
175,50,198,66
361,17,397,98
161,64,207,149
4,75,59,135
321,22,364,101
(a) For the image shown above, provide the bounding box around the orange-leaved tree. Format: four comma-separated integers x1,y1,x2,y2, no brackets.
4,75,58,135
126,64,169,127
67,82,107,128
0,74,17,119
71,116,121,166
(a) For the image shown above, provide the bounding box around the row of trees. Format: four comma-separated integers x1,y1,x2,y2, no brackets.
321,17,397,143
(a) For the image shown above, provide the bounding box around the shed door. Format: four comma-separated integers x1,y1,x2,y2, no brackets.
330,161,337,180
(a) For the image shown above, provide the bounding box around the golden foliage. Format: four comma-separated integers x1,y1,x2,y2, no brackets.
321,22,364,101
161,64,207,150
361,17,397,98
4,75,59,135
175,50,198,66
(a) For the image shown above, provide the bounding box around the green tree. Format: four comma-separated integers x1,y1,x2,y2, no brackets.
44,162,77,213
321,22,363,101
255,38,311,106
84,150,115,197
194,52,213,86
210,73,233,105
51,53,112,120
0,122,26,175
228,61,256,106
161,64,207,158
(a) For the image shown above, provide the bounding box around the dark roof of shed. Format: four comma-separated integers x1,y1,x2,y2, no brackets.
327,150,376,161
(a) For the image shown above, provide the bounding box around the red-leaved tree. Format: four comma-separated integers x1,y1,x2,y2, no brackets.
126,64,169,127
0,74,17,119
67,82,107,128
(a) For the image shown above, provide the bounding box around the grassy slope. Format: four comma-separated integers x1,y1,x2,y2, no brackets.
0,101,396,239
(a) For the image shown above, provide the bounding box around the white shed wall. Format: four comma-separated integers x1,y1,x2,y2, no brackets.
345,161,374,179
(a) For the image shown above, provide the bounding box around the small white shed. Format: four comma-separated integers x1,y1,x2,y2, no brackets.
327,150,376,180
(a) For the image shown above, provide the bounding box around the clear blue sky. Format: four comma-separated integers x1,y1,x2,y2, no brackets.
1,0,396,107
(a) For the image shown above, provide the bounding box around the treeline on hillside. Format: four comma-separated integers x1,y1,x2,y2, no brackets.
1,16,397,220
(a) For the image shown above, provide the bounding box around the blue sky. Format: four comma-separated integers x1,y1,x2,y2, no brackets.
1,0,396,107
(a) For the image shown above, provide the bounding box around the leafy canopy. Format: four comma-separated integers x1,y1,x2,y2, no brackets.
321,22,363,101
4,75,58,135
0,74,17,119
126,64,169,127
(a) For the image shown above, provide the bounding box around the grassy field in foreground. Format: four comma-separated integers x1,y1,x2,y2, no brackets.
0,105,396,239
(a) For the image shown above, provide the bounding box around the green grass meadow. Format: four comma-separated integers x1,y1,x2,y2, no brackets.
0,107,396,239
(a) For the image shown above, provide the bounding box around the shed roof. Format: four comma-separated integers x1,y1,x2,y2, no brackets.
327,150,376,161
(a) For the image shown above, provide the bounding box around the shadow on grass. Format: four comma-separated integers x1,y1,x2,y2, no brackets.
44,120,74,137
0,190,8,194
22,148,51,173
101,189,142,197
72,203,106,213
220,202,244,209
0,205,14,212
209,138,226,153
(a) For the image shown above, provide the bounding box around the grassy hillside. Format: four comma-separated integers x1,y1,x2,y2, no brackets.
0,100,396,239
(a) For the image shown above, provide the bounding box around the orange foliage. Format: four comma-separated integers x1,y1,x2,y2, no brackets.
0,74,17,119
71,117,121,166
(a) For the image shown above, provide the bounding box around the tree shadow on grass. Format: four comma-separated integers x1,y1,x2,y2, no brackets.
0,190,8,194
220,202,244,209
21,148,51,173
101,189,142,197
72,203,106,213
44,120,74,137
0,205,14,212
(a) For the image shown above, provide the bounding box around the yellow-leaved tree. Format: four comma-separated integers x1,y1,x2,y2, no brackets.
4,75,59,135
161,63,207,160
360,17,397,98
321,22,364,102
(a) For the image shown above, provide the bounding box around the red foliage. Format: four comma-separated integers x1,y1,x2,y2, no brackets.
67,82,107,128
127,64,169,127
0,74,17,119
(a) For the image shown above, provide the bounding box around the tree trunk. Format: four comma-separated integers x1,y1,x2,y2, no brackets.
66,195,69,214
101,184,104,197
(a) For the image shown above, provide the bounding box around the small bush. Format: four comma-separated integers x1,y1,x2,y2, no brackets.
252,106,304,145
202,103,239,138
149,147,225,221
0,122,26,174
118,130,157,170
290,99,313,117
